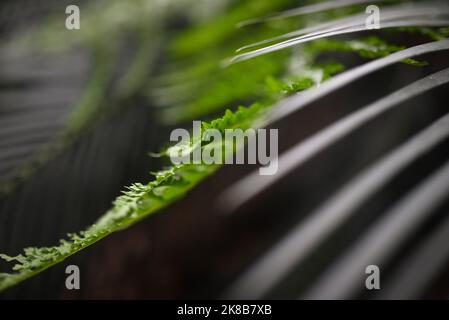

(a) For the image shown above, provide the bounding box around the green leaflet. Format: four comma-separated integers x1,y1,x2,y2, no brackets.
0,102,267,292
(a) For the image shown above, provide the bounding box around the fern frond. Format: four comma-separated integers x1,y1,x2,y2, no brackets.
0,102,267,292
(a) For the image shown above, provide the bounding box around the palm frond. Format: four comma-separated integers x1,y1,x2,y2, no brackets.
230,1,449,63
219,40,449,213
224,97,449,299
237,0,390,27
305,156,449,299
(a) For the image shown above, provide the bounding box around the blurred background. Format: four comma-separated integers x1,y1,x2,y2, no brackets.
1,0,449,299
